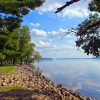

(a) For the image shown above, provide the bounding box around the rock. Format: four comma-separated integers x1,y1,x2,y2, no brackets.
2,82,7,86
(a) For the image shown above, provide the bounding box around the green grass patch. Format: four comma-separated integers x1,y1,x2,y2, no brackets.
0,85,22,92
0,66,16,75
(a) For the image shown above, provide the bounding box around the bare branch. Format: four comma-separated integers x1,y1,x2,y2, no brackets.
61,28,77,39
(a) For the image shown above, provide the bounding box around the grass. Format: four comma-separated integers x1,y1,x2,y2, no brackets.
0,85,22,92
0,66,16,75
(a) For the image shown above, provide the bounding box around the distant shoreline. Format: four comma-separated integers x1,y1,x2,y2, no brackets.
41,58,100,60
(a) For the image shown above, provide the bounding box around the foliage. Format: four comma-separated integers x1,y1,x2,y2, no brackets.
0,28,19,65
0,0,43,65
89,0,100,12
0,53,5,60
0,26,41,65
0,0,44,31
75,0,100,56
76,14,100,56
15,26,41,65
33,51,41,62
56,0,100,57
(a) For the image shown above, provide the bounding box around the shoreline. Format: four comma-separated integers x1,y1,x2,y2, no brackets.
0,65,95,100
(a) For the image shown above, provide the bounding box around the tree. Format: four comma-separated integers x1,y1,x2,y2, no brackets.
0,28,19,65
89,0,100,12
32,51,41,62
55,0,100,56
24,43,35,65
15,26,31,65
76,14,100,56
0,0,44,31
0,53,5,65
0,0,44,65
0,26,41,65
16,26,41,65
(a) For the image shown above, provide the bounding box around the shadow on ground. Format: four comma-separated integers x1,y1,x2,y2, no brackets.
0,88,58,100
0,89,34,100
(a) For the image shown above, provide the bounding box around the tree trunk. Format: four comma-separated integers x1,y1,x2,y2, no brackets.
20,59,22,65
0,60,3,66
25,60,27,64
13,58,16,65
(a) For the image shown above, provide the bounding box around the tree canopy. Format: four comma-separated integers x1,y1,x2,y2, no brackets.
56,0,100,57
0,0,44,31
0,0,43,65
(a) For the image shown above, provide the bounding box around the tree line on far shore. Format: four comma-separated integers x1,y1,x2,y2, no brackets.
0,0,44,66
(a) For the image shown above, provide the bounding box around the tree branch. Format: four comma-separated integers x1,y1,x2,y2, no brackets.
63,20,100,40
77,20,100,36
55,0,80,13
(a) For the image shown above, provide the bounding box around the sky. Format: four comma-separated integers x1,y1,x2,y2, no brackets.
23,0,92,58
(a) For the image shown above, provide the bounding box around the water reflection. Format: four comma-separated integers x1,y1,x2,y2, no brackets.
35,59,100,99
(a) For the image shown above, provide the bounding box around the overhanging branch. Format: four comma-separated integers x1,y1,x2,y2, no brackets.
64,20,100,39
77,20,100,36
55,0,80,13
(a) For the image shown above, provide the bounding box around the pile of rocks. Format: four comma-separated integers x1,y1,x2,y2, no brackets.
0,65,95,100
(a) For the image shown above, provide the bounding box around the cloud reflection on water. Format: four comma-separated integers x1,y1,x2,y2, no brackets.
35,59,100,98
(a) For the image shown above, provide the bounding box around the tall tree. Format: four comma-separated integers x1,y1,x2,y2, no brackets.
16,26,41,65
0,0,44,65
15,26,31,65
0,28,19,65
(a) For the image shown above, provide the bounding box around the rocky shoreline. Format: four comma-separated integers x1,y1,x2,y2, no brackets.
0,65,95,100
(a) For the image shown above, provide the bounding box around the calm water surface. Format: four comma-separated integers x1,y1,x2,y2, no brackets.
35,59,100,99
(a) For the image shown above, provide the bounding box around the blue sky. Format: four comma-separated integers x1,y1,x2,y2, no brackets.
23,0,92,58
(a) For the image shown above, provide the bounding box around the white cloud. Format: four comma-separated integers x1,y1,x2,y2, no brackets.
30,27,73,38
37,0,62,14
35,40,74,51
30,23,40,27
36,40,52,47
47,28,73,39
30,28,79,57
48,28,68,37
48,31,59,36
35,40,56,48
31,28,47,37
30,27,76,54
61,7,89,18
36,0,91,18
